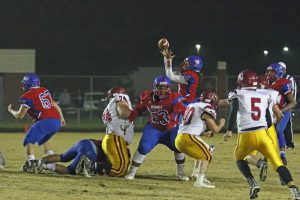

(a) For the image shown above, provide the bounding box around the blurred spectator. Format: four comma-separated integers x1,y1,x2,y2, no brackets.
59,88,72,107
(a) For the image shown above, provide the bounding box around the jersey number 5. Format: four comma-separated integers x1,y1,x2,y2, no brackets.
251,97,261,121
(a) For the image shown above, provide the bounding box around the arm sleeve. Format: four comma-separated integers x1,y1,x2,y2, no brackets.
227,98,238,132
164,58,188,84
172,96,186,114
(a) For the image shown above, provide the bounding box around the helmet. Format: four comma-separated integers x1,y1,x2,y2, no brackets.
266,63,284,80
153,75,171,99
180,55,203,72
107,87,127,99
237,69,258,88
21,73,40,91
258,76,270,89
199,89,219,110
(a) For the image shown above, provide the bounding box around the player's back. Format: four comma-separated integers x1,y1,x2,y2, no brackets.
102,93,134,143
178,102,215,135
178,70,199,102
229,89,270,133
20,87,60,120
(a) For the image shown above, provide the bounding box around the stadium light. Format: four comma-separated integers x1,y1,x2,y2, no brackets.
195,44,201,54
283,46,289,52
263,50,268,55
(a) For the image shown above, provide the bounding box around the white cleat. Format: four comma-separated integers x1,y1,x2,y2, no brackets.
125,173,135,180
178,175,190,181
194,175,215,189
194,180,216,189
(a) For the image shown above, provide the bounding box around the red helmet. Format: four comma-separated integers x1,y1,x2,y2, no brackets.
258,75,270,89
107,87,127,99
199,89,219,110
237,69,258,88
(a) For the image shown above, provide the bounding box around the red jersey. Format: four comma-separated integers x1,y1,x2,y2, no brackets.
19,87,60,121
129,90,186,131
270,78,292,109
178,70,199,102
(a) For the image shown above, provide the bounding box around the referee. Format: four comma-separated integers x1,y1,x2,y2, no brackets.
278,62,297,149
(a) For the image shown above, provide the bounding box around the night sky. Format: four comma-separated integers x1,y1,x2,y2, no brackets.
1,0,299,76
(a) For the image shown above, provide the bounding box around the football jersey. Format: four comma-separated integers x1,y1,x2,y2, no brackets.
271,78,292,109
258,89,280,124
128,90,186,131
228,88,274,133
178,70,199,102
102,93,134,144
178,102,216,136
19,87,60,121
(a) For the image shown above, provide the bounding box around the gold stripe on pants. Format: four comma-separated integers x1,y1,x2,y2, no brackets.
102,133,129,177
175,133,212,162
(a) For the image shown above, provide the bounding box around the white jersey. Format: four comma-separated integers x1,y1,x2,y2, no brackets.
102,94,134,144
178,102,216,136
258,89,280,124
228,88,274,133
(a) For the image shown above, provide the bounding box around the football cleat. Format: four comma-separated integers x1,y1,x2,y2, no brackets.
125,166,138,180
280,151,288,166
176,164,189,181
76,155,96,177
247,178,260,199
194,175,215,189
289,186,300,200
257,159,268,182
23,160,42,173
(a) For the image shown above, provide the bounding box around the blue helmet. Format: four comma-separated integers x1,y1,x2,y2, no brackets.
153,75,171,99
21,73,40,91
181,55,203,72
266,63,284,80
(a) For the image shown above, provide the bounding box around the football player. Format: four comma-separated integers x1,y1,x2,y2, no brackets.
7,73,65,171
161,49,202,103
101,87,134,177
161,49,203,178
230,69,299,199
28,138,111,176
266,63,296,165
222,75,281,182
175,89,225,188
278,62,297,149
125,75,189,181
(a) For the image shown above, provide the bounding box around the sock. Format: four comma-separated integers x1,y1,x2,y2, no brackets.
132,151,146,167
277,166,293,184
174,153,185,164
47,150,54,155
46,163,56,171
28,155,35,160
236,160,254,179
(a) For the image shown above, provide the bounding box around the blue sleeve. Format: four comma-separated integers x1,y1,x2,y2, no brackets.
171,96,185,106
19,98,34,108
183,74,195,84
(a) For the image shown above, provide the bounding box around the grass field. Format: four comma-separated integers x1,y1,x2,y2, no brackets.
0,132,299,200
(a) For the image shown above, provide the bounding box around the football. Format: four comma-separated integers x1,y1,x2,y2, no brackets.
158,38,169,50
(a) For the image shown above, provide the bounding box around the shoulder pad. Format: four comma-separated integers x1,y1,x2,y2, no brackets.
202,104,217,119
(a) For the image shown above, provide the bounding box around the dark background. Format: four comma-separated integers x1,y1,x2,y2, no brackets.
0,0,299,76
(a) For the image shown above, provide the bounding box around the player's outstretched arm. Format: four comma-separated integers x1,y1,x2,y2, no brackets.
53,101,66,126
161,49,187,84
7,104,28,119
116,101,132,119
203,113,225,134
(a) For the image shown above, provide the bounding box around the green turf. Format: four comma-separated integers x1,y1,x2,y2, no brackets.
0,133,299,200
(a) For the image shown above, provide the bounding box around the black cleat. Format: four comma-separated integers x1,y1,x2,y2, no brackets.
248,178,260,199
257,159,268,182
289,186,300,200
